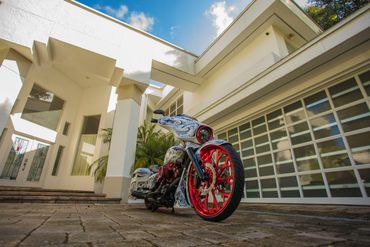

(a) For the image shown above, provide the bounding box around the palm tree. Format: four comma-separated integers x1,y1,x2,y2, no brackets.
88,128,111,183
131,121,176,173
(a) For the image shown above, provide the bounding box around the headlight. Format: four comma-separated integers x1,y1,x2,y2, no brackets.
196,125,214,144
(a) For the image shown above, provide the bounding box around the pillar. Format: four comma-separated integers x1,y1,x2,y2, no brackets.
138,93,148,125
0,48,31,134
103,84,143,202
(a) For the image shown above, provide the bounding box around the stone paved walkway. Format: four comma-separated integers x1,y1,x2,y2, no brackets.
0,203,369,246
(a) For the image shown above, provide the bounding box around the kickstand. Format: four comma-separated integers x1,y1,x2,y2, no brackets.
171,207,175,214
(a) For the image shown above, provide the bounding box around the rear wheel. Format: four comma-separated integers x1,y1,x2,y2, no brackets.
144,198,152,210
144,197,158,211
187,144,244,222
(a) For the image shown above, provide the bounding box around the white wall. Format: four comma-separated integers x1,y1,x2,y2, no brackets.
184,26,284,118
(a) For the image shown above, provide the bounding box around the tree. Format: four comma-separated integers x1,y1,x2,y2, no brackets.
131,121,177,173
305,0,369,29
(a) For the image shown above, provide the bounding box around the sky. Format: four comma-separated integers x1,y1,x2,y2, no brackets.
77,0,308,55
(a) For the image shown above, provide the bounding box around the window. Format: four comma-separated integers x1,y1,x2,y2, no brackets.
52,145,65,176
63,122,70,136
0,137,29,179
27,143,49,182
21,84,64,130
218,69,370,201
166,95,183,116
71,115,101,176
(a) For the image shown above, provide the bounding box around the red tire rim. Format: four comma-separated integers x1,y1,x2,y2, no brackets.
188,145,235,217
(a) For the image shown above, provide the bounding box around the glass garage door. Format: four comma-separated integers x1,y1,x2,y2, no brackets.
217,69,370,204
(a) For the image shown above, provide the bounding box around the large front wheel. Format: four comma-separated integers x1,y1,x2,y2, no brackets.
187,144,244,222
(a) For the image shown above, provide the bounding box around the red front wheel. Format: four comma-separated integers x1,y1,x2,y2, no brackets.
187,144,244,222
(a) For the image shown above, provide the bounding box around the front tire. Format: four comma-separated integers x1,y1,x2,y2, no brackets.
187,144,244,222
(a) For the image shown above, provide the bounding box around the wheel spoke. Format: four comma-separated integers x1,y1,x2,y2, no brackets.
213,150,222,168
202,193,209,209
211,190,220,210
219,157,231,174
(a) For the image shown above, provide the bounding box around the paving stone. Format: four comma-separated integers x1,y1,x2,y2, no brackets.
113,223,143,231
183,230,236,244
84,225,115,232
119,230,157,240
330,240,370,247
37,224,83,233
0,234,27,247
146,228,184,238
20,232,66,246
95,239,153,247
236,230,274,241
289,232,347,246
338,233,370,243
357,227,370,232
149,236,211,247
222,240,259,247
69,232,124,244
295,232,347,241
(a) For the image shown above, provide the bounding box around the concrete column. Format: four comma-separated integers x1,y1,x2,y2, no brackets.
103,84,142,202
138,93,148,125
0,49,31,134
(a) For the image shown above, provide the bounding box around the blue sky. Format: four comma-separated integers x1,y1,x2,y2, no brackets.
77,0,307,55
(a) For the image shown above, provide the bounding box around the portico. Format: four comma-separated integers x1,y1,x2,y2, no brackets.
0,0,197,199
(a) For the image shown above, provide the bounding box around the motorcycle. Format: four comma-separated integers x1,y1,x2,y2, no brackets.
130,110,244,222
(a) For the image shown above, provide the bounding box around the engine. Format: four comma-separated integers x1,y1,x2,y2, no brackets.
157,163,182,184
157,145,185,184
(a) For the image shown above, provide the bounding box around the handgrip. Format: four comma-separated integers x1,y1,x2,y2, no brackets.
151,118,158,123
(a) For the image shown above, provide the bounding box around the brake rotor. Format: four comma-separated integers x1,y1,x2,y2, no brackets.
200,163,216,194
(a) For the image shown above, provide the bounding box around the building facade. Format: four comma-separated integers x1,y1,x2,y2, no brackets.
0,0,369,205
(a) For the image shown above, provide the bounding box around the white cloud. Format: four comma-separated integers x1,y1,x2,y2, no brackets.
94,4,128,19
93,4,155,32
129,12,155,32
170,26,179,39
206,1,235,36
294,0,309,8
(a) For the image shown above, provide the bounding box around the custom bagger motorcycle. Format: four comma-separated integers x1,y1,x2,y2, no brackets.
130,110,244,222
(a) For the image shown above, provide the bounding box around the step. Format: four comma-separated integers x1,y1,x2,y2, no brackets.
0,195,121,204
0,186,95,194
0,191,106,197
0,186,121,204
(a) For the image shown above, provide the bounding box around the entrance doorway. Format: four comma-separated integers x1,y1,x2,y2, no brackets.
0,134,50,185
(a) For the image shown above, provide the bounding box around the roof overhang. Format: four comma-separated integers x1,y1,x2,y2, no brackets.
31,38,125,88
195,0,322,77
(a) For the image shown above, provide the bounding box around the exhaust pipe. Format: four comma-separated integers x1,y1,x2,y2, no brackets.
131,191,147,199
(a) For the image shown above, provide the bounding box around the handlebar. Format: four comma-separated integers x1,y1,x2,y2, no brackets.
151,118,158,123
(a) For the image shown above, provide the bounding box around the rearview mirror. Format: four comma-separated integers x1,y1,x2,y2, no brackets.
153,109,165,116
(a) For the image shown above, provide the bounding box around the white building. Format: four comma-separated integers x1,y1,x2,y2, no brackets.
0,0,369,205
